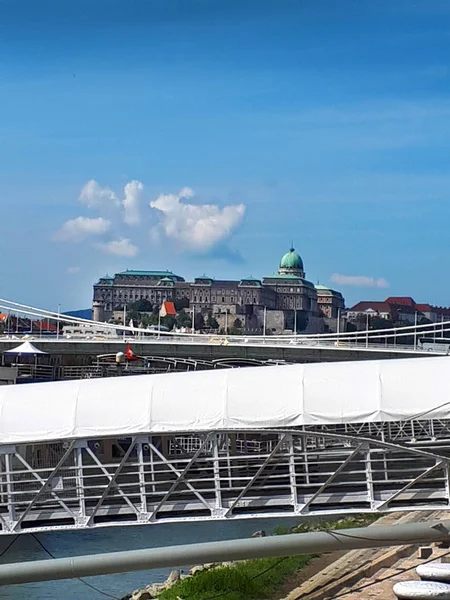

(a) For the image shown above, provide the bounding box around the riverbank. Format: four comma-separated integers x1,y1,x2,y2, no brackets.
282,510,448,600
124,515,378,600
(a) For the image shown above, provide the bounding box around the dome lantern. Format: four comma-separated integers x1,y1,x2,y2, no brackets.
278,246,304,277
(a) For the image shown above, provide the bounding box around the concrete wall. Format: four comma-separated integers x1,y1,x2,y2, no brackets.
0,366,17,385
264,310,285,335
0,340,430,365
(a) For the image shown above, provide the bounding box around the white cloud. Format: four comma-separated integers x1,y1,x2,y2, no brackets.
149,187,245,252
97,238,139,258
123,180,143,226
331,273,389,288
79,179,119,209
54,217,111,242
66,266,81,274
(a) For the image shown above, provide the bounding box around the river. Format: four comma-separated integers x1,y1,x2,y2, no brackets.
0,517,302,599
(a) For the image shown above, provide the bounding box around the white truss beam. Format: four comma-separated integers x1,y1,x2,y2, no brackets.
0,430,448,535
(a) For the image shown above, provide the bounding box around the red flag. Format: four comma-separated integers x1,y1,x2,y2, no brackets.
126,344,138,361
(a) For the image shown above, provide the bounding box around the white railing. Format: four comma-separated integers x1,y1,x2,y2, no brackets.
2,334,448,355
1,296,450,354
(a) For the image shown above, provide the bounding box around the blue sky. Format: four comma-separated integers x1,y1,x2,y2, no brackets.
1,0,450,310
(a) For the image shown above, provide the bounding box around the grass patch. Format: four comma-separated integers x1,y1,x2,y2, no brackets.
158,514,379,600
284,513,379,535
159,554,313,600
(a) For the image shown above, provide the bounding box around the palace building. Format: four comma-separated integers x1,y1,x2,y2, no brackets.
92,247,344,334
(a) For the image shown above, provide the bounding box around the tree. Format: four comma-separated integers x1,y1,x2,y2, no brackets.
206,313,219,330
161,315,176,330
141,313,159,327
194,313,205,331
295,313,309,332
176,309,191,328
129,299,153,313
229,317,244,335
174,297,190,311
127,310,141,324
368,316,392,331
419,316,432,326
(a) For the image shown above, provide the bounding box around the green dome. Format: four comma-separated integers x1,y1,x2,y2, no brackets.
280,247,303,270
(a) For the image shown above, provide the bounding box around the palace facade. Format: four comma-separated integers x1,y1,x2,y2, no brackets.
92,247,345,334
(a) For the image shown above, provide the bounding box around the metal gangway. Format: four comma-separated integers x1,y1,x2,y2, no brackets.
0,357,450,534
0,429,449,535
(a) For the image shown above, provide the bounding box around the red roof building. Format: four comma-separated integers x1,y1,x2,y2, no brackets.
34,320,58,332
159,301,176,317
385,296,416,308
347,301,393,318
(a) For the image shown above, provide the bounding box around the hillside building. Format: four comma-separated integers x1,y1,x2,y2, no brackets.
92,247,345,334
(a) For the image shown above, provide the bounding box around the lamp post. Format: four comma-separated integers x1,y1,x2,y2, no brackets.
365,312,369,348
57,304,61,340
414,311,418,350
263,306,267,338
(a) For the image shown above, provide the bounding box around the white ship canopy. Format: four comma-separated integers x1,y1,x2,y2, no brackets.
4,341,46,355
0,356,449,444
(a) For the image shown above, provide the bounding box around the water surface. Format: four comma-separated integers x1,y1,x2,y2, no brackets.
0,517,301,599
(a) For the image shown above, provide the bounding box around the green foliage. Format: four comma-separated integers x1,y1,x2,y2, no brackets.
176,309,191,328
295,313,309,332
289,514,378,534
175,297,190,311
207,314,220,330
233,318,243,329
161,315,176,330
366,316,392,331
228,317,243,335
194,313,205,330
127,310,140,324
140,313,159,327
158,555,312,600
129,299,153,312
419,317,432,325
